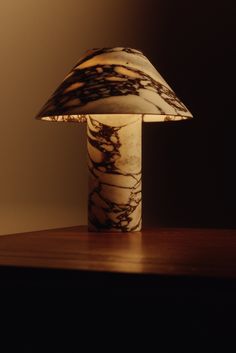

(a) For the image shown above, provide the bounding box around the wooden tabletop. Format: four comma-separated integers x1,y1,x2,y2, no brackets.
1,226,235,350
0,225,236,279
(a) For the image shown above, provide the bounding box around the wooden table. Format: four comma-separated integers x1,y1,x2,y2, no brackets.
1,226,236,351
0,225,236,289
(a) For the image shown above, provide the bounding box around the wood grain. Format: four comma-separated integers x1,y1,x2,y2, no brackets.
0,226,236,279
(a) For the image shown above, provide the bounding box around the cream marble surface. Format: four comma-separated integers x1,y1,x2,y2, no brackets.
36,47,193,122
36,47,193,233
87,115,141,232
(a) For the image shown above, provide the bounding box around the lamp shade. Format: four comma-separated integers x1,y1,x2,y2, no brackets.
36,47,192,122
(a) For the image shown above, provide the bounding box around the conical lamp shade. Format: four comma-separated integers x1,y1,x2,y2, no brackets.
36,47,192,122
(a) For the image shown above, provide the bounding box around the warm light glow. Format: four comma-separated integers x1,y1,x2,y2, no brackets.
143,114,189,122
40,113,189,123
36,47,193,233
36,47,193,122
40,115,87,122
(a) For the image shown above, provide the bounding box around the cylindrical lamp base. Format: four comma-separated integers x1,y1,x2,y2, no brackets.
87,115,142,232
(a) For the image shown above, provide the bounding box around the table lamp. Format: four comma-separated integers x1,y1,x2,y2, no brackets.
36,47,192,232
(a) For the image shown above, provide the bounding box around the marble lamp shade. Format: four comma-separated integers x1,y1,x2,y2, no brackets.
36,47,193,232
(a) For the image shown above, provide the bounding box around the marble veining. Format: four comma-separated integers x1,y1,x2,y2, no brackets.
36,47,193,122
35,47,193,233
87,114,142,232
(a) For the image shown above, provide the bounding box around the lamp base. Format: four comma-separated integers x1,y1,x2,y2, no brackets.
87,114,142,232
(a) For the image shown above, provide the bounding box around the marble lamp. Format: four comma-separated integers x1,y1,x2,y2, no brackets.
36,47,192,232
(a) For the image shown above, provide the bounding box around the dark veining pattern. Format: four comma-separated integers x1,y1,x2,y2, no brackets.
87,116,141,232
72,47,144,69
36,47,188,120
39,64,187,117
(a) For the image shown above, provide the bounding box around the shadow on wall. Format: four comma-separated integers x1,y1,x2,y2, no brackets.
142,0,235,228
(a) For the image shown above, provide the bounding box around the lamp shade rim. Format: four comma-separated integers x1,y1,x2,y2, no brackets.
36,113,193,123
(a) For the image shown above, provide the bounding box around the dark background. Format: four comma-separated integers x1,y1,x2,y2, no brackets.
142,0,235,228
